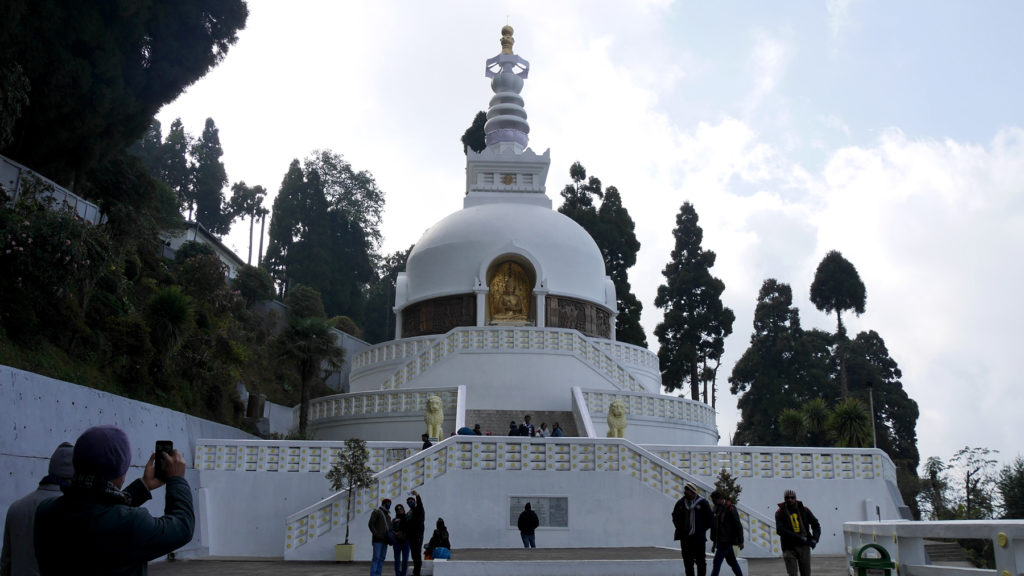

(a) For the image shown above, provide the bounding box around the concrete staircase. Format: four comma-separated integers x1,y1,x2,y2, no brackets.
465,409,579,437
924,541,969,564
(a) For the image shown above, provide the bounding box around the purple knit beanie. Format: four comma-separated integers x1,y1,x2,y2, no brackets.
73,425,131,481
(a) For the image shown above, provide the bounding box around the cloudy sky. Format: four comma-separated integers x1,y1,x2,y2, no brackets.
158,0,1024,469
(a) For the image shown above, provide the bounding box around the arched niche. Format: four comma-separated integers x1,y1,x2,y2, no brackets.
486,257,536,326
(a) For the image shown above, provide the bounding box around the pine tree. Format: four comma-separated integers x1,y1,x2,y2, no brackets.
191,118,231,234
714,467,743,505
654,202,734,400
810,250,866,397
557,162,647,346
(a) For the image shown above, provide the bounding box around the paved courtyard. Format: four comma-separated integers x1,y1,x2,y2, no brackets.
150,551,853,576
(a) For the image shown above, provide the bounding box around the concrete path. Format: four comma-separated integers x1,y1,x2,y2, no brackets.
150,550,853,576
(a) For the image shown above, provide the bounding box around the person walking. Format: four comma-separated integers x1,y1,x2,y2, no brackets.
672,482,713,576
34,426,193,575
709,491,744,576
391,504,410,576
517,502,540,548
1,442,74,576
775,489,821,576
404,491,425,576
368,498,393,576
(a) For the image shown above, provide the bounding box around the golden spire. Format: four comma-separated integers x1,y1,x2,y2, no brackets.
500,25,515,55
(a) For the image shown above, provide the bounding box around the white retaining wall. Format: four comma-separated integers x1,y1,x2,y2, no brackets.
0,365,254,555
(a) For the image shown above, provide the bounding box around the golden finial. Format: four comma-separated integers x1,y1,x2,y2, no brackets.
500,25,515,55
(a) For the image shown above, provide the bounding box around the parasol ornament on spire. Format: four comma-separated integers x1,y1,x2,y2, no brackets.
484,25,530,150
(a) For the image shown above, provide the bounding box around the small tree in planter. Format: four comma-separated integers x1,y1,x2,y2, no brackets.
714,467,743,504
326,438,377,558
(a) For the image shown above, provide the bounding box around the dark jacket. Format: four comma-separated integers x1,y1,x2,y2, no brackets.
35,477,194,576
406,495,425,539
517,508,540,535
671,495,713,541
711,499,744,546
775,500,821,551
426,520,450,551
369,505,393,544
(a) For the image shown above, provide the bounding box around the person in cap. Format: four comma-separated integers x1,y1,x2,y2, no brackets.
405,490,425,576
517,502,540,548
1,442,73,576
709,491,744,576
34,425,192,575
672,482,713,576
775,489,821,576
368,498,393,576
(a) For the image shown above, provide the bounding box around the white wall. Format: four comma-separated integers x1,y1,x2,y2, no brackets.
0,365,254,554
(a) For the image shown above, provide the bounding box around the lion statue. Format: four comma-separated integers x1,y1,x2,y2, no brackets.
424,395,444,439
606,399,628,438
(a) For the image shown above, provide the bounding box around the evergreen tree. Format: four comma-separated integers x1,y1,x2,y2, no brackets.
191,118,231,234
714,468,743,504
277,285,344,437
362,247,413,344
730,279,816,444
655,202,734,401
845,329,920,509
0,0,248,186
461,111,487,154
827,397,872,447
997,456,1024,519
163,119,194,217
810,250,866,397
264,152,378,321
557,162,647,347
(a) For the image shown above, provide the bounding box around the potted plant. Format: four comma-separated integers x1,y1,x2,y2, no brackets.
325,437,377,561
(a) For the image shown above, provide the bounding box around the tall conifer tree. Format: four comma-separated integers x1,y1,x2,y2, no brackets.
654,202,734,400
191,118,231,234
557,162,646,347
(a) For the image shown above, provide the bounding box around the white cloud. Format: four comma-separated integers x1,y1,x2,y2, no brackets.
744,33,790,115
826,0,856,40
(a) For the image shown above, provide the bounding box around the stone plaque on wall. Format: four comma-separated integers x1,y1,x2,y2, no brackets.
402,294,476,337
545,296,612,339
508,496,569,528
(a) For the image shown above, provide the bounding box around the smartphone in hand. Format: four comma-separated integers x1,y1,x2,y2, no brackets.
155,440,173,480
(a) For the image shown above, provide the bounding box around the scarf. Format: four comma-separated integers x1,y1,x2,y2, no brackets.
63,473,133,506
684,496,702,535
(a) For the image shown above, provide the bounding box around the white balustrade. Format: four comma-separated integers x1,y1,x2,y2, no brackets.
282,436,779,558
304,387,459,425
360,327,647,393
581,389,717,428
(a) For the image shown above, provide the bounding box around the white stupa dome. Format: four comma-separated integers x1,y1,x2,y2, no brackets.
399,202,611,307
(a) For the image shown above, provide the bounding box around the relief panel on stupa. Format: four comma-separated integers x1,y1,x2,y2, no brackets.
402,294,476,337
488,260,532,325
546,296,612,339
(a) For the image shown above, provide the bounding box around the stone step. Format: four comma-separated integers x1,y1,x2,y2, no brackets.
924,542,967,562
465,409,579,437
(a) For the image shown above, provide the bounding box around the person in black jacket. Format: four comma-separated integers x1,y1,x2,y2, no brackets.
405,491,425,576
775,489,821,576
517,502,540,548
672,482,713,576
709,491,744,576
34,425,194,576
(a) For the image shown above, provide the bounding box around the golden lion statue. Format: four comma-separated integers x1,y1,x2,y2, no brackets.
424,395,444,439
606,399,628,438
